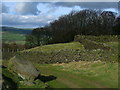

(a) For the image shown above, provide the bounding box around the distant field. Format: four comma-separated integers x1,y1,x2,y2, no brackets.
2,32,26,44
1,27,32,44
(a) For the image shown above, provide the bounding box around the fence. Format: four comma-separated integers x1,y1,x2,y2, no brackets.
1,48,26,52
1,48,25,60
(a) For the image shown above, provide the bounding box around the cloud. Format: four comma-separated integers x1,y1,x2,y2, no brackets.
37,3,56,14
2,2,119,28
1,3,9,13
54,2,118,10
2,13,56,28
15,2,40,15
55,0,119,1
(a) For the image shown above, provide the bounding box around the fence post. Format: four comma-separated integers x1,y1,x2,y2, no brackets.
2,48,4,52
8,48,9,52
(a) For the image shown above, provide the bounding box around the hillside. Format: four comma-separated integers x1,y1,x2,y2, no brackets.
2,26,32,34
35,61,118,88
2,39,119,88
2,60,118,88
1,26,32,44
2,40,118,88
15,39,118,65
23,42,84,52
1,3,119,89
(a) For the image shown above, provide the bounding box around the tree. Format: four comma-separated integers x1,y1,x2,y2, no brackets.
25,26,52,48
113,16,120,35
26,9,117,46
100,11,116,35
25,35,37,49
50,9,116,44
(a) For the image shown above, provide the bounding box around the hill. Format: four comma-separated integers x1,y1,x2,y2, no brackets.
1,26,32,44
2,39,118,88
17,40,118,64
2,26,32,34
24,42,84,52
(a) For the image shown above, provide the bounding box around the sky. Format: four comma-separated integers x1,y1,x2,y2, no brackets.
1,1,119,28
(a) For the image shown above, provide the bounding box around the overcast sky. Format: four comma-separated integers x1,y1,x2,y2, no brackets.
1,2,119,28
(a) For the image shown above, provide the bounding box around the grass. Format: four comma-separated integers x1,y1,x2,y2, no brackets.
2,68,21,82
2,32,26,44
104,42,119,50
35,61,118,88
2,26,32,44
2,40,119,88
2,63,47,88
2,60,118,88
19,42,85,64
18,41,118,64
19,80,47,88
24,42,84,52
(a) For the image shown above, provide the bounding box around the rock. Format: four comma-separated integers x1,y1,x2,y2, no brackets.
8,56,40,81
23,81,35,86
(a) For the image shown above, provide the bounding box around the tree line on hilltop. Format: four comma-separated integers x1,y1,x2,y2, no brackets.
25,9,120,48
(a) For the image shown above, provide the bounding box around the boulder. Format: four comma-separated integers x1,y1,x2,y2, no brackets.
8,56,39,81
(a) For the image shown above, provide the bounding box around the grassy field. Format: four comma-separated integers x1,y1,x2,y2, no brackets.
2,37,119,88
34,61,118,88
2,26,32,44
2,60,118,88
2,32,26,44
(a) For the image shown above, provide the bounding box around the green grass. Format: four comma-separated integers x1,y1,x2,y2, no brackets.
2,63,47,88
35,61,118,88
2,60,118,88
24,42,84,52
19,41,118,64
2,32,26,44
104,42,119,50
19,80,47,88
2,40,118,88
2,67,22,84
